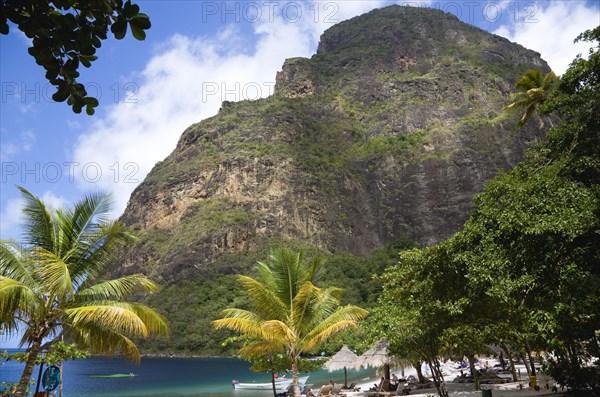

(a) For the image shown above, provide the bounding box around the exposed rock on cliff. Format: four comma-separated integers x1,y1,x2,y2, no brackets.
117,6,549,284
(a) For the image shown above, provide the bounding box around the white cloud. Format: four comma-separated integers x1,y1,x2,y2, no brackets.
494,1,600,75
0,191,66,240
40,191,66,213
0,142,18,162
19,102,36,115
71,1,391,217
20,129,35,151
0,197,24,239
0,129,36,161
66,120,82,130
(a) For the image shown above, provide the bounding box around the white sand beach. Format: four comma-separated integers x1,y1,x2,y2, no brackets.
349,358,563,397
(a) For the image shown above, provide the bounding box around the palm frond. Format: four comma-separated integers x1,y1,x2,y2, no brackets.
0,241,35,286
76,274,159,301
515,69,542,91
504,94,529,110
305,255,325,285
35,248,74,299
70,301,168,338
290,281,323,333
17,186,56,250
239,340,284,357
275,248,303,306
263,248,309,306
506,69,557,127
5,188,168,368
54,209,75,259
70,191,114,237
70,325,142,363
65,303,150,338
304,320,359,351
542,71,557,90
124,302,170,337
303,305,368,350
261,319,295,342
69,221,135,285
239,275,288,320
213,309,265,338
0,277,39,333
310,286,345,321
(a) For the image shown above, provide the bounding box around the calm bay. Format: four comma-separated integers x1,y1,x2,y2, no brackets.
1,354,373,397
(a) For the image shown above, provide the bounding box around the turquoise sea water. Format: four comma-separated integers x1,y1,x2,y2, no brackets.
1,353,374,397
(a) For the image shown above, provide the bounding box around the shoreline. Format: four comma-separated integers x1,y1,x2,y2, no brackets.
140,352,230,359
348,358,564,397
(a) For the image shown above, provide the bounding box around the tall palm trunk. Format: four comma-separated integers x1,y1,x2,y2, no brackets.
291,358,301,397
14,339,42,397
271,370,278,397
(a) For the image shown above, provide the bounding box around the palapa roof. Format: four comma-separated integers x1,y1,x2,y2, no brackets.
359,338,394,368
324,345,362,371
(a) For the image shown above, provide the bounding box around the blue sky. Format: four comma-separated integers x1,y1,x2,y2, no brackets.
0,1,599,348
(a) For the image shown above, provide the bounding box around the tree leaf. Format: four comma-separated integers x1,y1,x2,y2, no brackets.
0,21,9,35
130,23,146,41
130,14,151,30
52,87,70,102
111,19,127,40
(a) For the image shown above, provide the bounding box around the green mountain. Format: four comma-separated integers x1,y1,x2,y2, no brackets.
112,6,550,355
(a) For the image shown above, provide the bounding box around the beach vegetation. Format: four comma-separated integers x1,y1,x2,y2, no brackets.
1,341,88,397
213,248,368,397
368,26,600,396
0,187,169,397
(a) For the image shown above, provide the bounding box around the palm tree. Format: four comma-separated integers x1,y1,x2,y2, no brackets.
505,68,557,127
213,248,368,397
0,187,169,397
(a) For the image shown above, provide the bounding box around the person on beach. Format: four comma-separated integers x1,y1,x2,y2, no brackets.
371,377,384,391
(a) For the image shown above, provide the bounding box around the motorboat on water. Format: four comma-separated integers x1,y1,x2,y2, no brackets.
232,376,309,392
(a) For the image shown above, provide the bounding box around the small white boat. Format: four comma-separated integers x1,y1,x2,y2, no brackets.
233,376,309,392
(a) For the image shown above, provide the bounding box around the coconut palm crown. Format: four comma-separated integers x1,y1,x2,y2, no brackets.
213,248,368,397
0,187,169,397
505,68,557,127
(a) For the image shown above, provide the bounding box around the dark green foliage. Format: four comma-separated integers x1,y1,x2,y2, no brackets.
368,25,600,395
324,237,417,307
1,1,151,114
0,341,89,366
548,357,600,396
143,276,243,355
140,237,412,356
541,27,600,186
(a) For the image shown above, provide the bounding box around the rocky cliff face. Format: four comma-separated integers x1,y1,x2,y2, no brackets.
116,5,549,285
